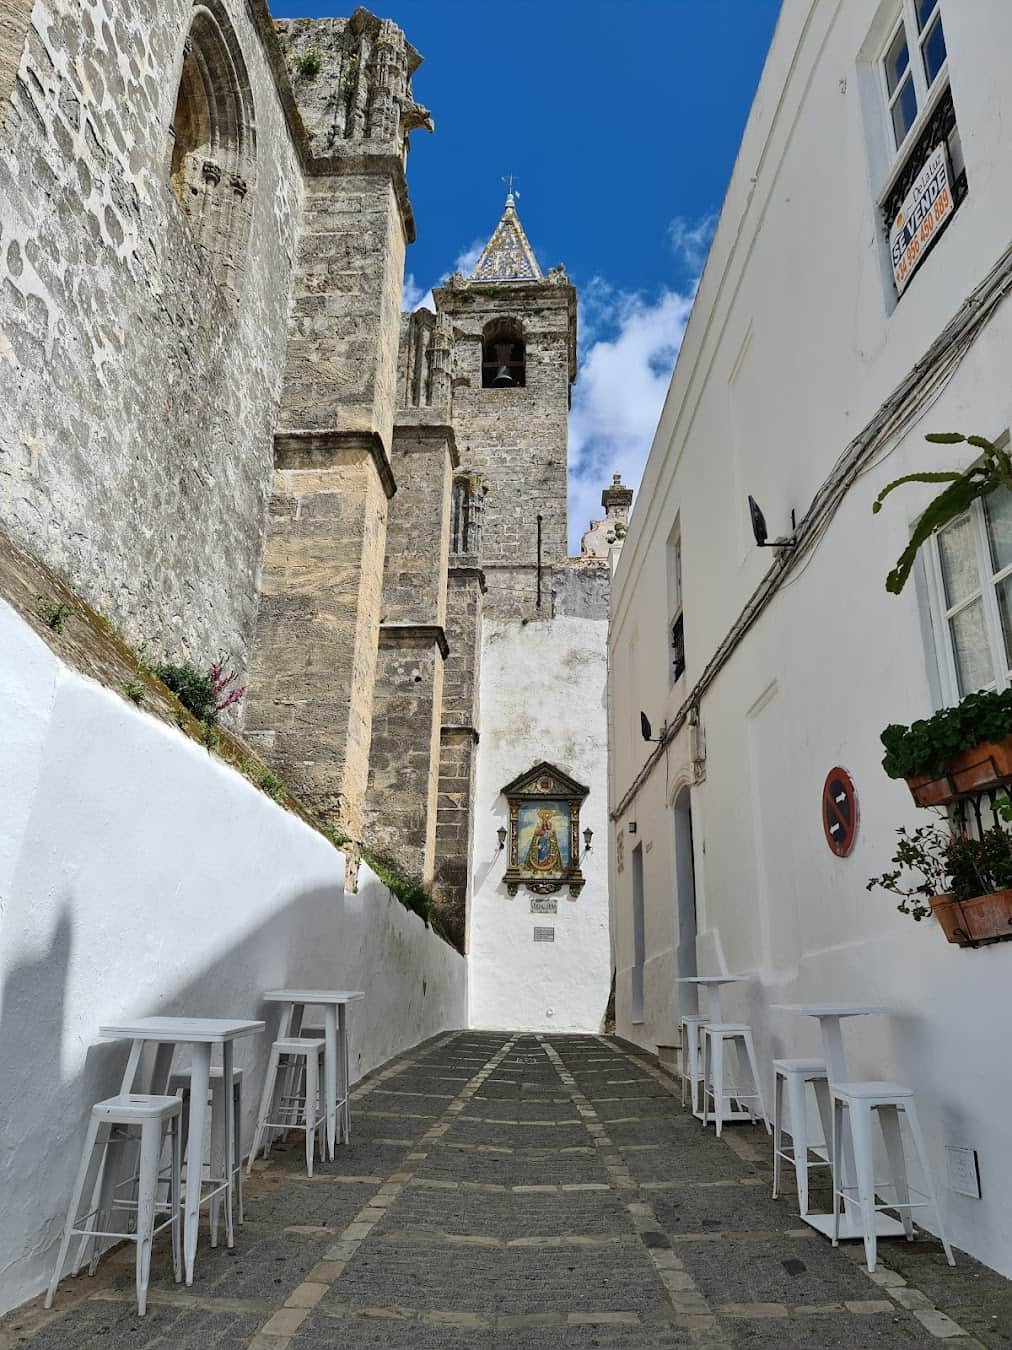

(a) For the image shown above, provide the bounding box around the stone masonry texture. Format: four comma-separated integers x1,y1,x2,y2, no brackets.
432,564,485,947
0,1,31,130
0,0,605,951
364,630,445,882
8,1033,1009,1349
363,416,455,880
0,0,301,674
244,437,389,842
433,274,577,621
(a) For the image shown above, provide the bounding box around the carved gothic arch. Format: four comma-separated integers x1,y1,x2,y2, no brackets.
168,0,256,300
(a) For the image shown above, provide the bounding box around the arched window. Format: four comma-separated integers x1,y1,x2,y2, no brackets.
481,317,525,388
451,474,486,555
168,1,256,299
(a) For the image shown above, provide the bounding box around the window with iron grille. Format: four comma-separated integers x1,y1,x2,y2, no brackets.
876,3,966,298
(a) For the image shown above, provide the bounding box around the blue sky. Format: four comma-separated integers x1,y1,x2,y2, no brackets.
271,0,783,547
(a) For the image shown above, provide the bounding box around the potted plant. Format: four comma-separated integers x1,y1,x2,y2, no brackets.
880,688,1012,807
872,432,1012,595
868,822,1012,945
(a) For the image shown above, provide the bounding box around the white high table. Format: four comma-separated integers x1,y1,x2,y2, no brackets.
678,976,750,1121
771,1004,905,1242
262,991,363,1158
99,1016,264,1285
678,975,750,1023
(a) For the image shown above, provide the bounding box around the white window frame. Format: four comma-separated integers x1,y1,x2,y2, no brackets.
924,492,1012,705
877,0,949,167
667,526,684,686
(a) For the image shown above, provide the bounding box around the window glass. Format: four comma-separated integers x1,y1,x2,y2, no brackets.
996,575,1012,670
891,77,918,147
915,0,939,32
921,14,947,86
938,515,979,608
985,490,1012,574
884,26,910,95
950,599,994,695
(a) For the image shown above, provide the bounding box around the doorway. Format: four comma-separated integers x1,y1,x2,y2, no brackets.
673,787,698,983
631,843,645,1023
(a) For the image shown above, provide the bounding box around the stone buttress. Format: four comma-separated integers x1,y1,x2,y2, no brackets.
244,10,432,846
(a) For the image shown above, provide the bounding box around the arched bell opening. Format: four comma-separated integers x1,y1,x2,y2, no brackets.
481,317,526,388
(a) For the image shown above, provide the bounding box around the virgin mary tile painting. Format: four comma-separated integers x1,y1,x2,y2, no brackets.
502,762,588,898
519,801,570,875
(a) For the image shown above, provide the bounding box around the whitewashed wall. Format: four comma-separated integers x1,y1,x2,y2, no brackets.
608,0,1012,1278
468,616,611,1032
0,600,466,1315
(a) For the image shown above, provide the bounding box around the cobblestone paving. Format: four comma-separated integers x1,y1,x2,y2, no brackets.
4,1033,1010,1349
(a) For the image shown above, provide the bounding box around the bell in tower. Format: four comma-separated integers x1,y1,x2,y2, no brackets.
492,341,515,387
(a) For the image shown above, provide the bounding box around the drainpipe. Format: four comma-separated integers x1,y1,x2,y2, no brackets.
536,514,543,610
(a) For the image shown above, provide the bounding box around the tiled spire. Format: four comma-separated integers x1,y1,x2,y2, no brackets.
468,193,543,283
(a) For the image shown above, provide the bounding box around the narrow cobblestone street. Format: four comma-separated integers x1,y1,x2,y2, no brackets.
4,1033,1009,1350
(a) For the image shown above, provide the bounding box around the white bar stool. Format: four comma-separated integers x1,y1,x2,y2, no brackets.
701,1024,770,1136
680,1013,709,1113
772,1058,832,1215
46,1095,182,1315
248,1038,326,1177
168,1066,244,1245
831,1081,955,1273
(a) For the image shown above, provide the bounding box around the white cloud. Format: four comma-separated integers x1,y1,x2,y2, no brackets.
668,212,717,274
568,281,696,551
453,238,484,277
402,273,434,313
401,237,486,314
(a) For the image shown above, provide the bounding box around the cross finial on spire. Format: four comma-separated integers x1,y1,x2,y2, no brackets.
468,184,542,282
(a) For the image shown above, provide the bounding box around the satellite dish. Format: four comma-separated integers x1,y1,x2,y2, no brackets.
640,711,653,742
748,495,768,547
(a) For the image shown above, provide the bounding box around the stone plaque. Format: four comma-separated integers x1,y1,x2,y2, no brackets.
530,897,558,915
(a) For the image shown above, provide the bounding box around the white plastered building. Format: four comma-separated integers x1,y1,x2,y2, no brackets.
608,0,1012,1277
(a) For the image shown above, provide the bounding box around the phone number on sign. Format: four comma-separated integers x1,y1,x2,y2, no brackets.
893,185,952,292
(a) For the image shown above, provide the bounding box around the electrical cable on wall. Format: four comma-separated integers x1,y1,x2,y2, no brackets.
612,239,1012,822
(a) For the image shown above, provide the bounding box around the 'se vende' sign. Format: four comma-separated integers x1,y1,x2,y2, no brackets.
890,143,954,295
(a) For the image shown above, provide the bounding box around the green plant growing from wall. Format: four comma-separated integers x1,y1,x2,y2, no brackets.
121,680,145,705
361,848,434,928
154,656,244,725
340,53,358,95
873,432,1012,594
36,595,75,633
238,759,286,803
295,49,321,79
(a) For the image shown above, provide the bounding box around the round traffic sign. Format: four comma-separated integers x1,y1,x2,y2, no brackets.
823,767,858,857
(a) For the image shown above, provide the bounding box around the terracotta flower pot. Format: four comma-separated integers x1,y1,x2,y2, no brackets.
906,734,1012,807
929,894,969,945
930,889,1012,945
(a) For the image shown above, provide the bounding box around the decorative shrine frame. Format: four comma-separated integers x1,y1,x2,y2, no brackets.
501,761,589,898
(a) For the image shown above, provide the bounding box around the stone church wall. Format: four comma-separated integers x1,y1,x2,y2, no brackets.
0,0,301,673
437,280,574,620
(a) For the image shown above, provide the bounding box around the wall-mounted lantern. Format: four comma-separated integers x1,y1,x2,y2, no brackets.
582,827,594,851
496,826,507,853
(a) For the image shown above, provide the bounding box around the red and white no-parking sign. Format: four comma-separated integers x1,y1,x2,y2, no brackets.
822,767,858,857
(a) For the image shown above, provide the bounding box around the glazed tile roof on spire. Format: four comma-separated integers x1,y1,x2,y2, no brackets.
468,194,543,282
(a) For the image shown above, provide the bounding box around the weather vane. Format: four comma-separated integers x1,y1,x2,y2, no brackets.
502,173,519,201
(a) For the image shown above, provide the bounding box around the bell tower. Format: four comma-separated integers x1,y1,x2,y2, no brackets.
433,193,577,619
